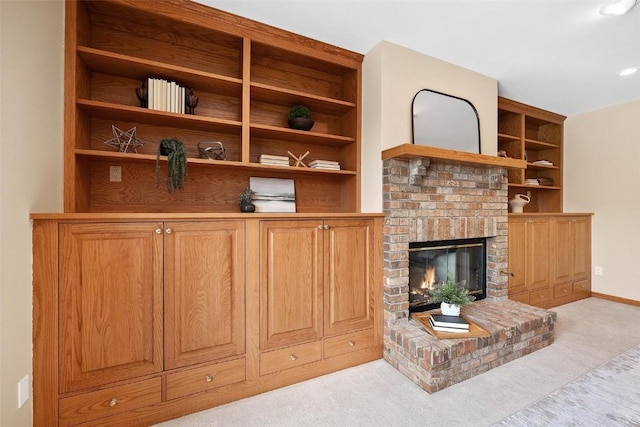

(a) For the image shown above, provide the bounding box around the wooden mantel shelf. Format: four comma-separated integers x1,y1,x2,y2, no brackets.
381,144,527,170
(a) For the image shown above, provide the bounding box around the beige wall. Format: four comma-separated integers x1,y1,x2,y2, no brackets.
361,41,498,213
0,1,64,425
564,101,640,301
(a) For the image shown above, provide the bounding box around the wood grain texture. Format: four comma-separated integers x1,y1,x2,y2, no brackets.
164,221,245,369
382,144,527,170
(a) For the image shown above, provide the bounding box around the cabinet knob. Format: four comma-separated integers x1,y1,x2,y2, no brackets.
317,225,324,230
324,224,330,230
165,228,172,234
563,289,568,293
348,340,355,347
290,354,297,361
155,228,162,234
205,375,212,383
108,397,118,407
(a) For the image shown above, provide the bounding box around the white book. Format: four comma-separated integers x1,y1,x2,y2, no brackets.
169,81,176,113
147,77,154,110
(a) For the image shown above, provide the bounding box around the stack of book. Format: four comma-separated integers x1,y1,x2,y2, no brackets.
429,314,469,333
259,154,289,166
309,159,340,170
147,78,186,113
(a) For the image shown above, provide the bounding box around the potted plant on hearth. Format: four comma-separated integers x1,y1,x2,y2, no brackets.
430,273,476,316
287,105,314,131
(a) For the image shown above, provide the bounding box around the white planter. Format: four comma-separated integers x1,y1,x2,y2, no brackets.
440,302,461,316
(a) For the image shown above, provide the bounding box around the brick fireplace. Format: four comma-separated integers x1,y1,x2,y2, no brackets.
382,155,555,392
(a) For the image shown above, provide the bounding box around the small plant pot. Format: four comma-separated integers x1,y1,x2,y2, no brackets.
240,203,256,213
440,302,461,316
288,117,314,131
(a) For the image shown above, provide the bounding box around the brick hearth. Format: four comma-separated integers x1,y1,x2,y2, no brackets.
382,156,555,392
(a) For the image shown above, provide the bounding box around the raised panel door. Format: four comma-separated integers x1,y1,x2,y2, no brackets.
550,217,573,284
59,222,163,393
527,218,550,290
508,218,527,295
323,219,374,336
260,220,323,350
572,216,591,281
164,221,246,370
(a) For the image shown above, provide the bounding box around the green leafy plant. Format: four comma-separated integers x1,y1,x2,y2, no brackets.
156,138,187,192
430,273,476,306
287,105,312,120
237,187,255,206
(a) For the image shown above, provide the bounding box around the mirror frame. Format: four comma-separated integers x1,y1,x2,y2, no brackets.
411,89,481,154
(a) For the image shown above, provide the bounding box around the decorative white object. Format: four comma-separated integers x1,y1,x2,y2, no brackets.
103,125,146,153
440,302,461,316
509,194,530,213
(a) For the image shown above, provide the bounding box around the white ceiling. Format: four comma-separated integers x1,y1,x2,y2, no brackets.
197,0,640,116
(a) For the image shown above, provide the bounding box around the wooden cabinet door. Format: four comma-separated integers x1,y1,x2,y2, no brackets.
527,218,550,290
260,221,323,350
508,218,527,295
164,221,246,370
323,219,375,336
59,222,164,393
572,216,591,281
550,216,573,284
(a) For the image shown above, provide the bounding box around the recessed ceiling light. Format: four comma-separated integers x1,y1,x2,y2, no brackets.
619,67,639,76
600,0,638,15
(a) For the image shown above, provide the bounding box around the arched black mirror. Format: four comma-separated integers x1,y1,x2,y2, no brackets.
411,89,481,154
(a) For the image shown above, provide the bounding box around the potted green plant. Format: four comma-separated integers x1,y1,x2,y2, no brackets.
287,105,314,131
430,273,476,316
237,187,256,212
156,138,187,192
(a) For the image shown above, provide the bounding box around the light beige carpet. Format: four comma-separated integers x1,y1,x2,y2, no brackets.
155,297,640,427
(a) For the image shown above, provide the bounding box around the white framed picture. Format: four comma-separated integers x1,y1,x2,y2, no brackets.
249,177,296,213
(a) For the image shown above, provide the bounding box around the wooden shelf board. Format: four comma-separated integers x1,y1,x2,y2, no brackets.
78,46,242,96
77,99,242,133
524,138,560,150
75,149,357,176
498,133,520,143
509,183,562,190
381,144,527,170
251,83,355,115
250,124,355,146
527,162,559,170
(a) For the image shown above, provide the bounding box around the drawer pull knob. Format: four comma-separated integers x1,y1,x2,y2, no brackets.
317,225,324,229
205,375,212,383
290,354,297,361
108,398,118,407
165,228,172,234
155,228,162,234
563,289,568,293
348,340,355,347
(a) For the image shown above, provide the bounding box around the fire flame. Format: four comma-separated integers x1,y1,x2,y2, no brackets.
421,266,436,290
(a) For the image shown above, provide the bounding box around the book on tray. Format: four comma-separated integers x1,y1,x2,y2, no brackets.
430,314,469,329
429,317,468,333
309,159,340,170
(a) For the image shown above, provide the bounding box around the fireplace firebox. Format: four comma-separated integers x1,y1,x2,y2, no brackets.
409,237,486,312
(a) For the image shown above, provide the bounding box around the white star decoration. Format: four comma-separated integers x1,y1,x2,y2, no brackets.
103,125,146,153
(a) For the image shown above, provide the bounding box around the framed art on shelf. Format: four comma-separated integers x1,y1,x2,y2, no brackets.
249,177,296,213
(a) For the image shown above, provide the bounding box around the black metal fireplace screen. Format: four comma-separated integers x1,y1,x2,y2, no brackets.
408,237,486,312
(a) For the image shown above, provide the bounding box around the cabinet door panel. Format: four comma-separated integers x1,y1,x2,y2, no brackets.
260,221,323,350
324,219,374,336
550,217,573,284
59,223,163,393
572,217,591,281
528,218,550,290
508,219,527,295
164,221,245,369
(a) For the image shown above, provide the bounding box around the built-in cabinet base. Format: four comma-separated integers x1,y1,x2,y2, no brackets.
32,213,382,427
508,213,592,308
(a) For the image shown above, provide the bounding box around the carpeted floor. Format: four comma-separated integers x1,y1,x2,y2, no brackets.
155,298,640,426
492,343,640,426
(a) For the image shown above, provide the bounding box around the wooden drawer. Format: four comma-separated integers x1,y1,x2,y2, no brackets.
166,358,246,401
573,279,591,294
59,377,161,426
554,282,573,299
529,288,552,305
324,329,374,359
260,341,322,376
